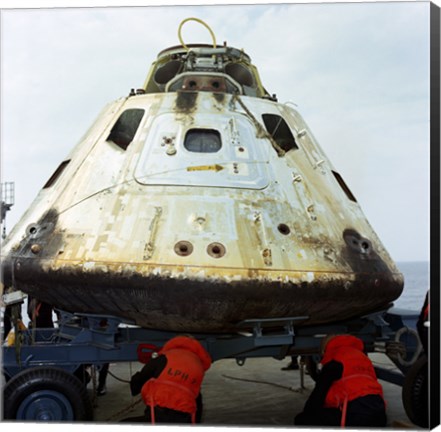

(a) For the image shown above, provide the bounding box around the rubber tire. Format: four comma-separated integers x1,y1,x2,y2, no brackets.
3,366,93,421
402,354,428,428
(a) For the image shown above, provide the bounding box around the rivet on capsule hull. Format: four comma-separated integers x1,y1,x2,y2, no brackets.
31,244,41,254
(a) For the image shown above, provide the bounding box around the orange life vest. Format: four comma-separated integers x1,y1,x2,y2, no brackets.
141,336,212,417
321,335,384,409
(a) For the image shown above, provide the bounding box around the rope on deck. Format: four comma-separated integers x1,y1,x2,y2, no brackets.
104,396,143,422
221,374,308,393
108,369,131,384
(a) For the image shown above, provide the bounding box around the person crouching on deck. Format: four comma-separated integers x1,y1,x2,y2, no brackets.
123,335,212,424
294,334,387,428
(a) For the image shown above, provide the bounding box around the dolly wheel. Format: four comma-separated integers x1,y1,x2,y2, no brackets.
3,366,93,421
402,354,428,428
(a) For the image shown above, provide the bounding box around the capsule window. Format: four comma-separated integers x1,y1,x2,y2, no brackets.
43,160,70,189
262,114,298,152
332,171,357,202
184,129,222,153
107,109,145,150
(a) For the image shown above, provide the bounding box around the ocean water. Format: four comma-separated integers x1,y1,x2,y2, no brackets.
393,261,429,312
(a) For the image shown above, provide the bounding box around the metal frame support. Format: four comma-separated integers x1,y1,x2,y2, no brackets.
2,307,420,386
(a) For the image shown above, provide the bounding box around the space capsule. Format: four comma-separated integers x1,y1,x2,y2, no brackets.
0,19,403,333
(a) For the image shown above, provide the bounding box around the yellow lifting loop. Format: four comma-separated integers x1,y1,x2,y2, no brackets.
178,17,217,51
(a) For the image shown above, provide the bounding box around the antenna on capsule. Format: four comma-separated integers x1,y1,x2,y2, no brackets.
178,17,217,50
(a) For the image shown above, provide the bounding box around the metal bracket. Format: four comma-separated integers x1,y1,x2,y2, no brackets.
2,290,26,306
238,316,309,347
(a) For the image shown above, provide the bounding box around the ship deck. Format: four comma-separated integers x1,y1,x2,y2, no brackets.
91,354,418,428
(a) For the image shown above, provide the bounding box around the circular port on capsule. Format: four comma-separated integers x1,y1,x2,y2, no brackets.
343,229,372,254
26,225,38,236
207,242,226,259
174,241,193,257
26,222,54,239
277,223,291,235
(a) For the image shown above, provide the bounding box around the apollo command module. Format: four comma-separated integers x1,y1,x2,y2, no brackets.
0,18,403,333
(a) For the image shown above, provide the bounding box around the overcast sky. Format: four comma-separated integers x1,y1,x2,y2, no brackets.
0,1,432,262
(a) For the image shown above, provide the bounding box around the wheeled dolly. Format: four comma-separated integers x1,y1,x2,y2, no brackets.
2,307,424,424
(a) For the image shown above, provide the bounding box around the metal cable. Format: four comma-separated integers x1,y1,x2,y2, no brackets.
104,396,143,422
107,368,131,384
221,374,306,393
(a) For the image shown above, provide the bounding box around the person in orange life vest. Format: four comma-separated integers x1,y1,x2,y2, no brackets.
123,335,212,424
294,334,387,427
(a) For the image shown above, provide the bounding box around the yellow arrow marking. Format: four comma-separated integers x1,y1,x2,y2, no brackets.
187,164,224,172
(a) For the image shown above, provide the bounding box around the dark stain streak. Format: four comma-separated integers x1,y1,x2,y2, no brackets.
213,92,225,104
1,208,64,287
23,209,63,259
175,91,198,113
342,228,391,274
